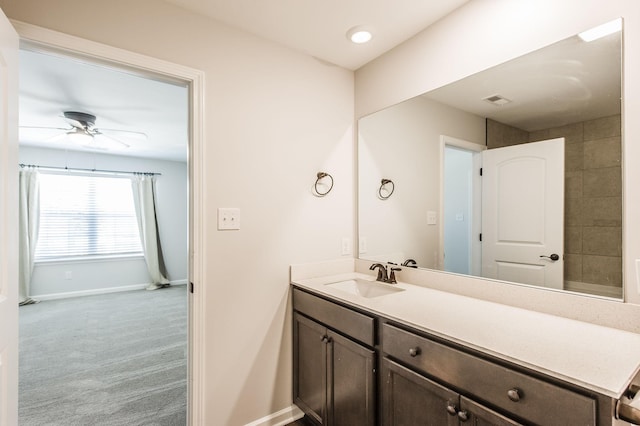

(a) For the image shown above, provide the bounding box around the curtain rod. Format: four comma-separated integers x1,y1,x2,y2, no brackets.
18,163,161,176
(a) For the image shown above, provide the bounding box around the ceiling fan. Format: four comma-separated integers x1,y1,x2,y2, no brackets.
19,111,148,150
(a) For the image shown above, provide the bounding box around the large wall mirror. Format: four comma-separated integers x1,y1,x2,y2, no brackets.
358,19,623,299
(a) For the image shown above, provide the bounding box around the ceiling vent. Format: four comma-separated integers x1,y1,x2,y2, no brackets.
483,94,512,106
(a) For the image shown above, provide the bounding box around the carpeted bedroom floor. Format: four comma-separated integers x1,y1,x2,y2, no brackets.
19,285,188,426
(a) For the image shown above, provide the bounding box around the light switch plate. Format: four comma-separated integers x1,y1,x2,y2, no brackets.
427,211,437,225
218,208,240,230
359,237,367,254
341,238,352,256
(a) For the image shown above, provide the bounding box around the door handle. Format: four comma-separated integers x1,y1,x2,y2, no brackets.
540,254,560,261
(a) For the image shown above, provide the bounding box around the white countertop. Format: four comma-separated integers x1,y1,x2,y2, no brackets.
291,271,640,399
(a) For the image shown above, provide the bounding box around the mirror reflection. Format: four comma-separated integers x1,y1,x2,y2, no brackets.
358,20,622,299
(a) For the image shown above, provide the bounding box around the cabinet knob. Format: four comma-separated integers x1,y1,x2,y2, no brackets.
457,410,469,422
321,335,328,343
446,402,458,416
507,388,522,402
408,347,421,357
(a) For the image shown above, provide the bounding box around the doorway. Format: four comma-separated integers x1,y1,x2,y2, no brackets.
12,22,205,424
440,135,484,277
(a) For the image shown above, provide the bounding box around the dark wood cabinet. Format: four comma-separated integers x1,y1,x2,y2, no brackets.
291,285,608,425
383,358,521,426
293,294,375,426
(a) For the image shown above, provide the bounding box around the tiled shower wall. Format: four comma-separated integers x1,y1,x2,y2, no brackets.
486,115,622,297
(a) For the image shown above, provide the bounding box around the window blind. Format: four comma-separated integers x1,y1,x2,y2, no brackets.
35,173,143,260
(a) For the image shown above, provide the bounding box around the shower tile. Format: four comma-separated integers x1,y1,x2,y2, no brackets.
565,197,583,226
583,167,621,197
529,129,550,142
584,136,621,169
565,142,584,172
582,197,622,227
564,254,582,282
565,171,583,199
583,226,622,256
549,122,584,144
565,226,583,254
582,255,622,286
584,115,621,140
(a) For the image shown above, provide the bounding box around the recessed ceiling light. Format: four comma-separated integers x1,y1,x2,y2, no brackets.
578,18,622,42
347,26,373,44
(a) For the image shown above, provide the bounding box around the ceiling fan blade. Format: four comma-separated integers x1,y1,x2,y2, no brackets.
94,133,130,148
19,125,72,131
45,133,69,143
97,128,148,140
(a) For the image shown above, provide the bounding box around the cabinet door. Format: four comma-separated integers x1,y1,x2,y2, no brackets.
328,330,375,426
383,358,458,426
459,397,523,426
294,313,328,425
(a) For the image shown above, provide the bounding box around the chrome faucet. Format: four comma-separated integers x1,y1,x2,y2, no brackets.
369,263,402,284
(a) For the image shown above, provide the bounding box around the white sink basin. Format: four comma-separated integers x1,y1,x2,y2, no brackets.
325,279,405,298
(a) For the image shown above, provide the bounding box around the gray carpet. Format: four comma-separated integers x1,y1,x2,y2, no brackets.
19,285,188,426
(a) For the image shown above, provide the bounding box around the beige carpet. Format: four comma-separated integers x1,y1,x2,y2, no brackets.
19,285,188,426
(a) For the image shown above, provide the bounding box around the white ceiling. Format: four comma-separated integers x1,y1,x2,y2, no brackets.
19,49,189,162
424,29,622,132
19,3,620,162
163,0,470,70
18,1,468,162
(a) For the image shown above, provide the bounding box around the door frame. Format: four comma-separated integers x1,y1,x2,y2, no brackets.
11,21,206,425
439,135,484,276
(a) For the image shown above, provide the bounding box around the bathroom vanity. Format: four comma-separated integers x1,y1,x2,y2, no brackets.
291,264,640,425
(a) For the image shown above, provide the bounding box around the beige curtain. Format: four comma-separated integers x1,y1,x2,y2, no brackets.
131,175,170,290
19,168,40,305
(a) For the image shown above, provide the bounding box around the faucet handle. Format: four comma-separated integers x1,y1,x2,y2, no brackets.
388,267,402,284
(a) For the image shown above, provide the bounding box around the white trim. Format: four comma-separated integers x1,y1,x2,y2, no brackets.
244,405,304,426
32,279,189,301
11,21,206,425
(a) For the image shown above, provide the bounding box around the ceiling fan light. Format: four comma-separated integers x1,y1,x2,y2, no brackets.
67,129,93,145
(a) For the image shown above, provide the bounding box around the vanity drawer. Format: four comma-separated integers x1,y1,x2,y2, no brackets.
293,288,375,346
382,323,596,425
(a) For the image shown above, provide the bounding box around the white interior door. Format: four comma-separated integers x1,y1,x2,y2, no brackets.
481,138,564,289
0,8,19,426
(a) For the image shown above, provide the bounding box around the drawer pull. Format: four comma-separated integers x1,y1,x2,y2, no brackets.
446,402,458,416
408,347,421,357
507,388,522,402
457,410,469,422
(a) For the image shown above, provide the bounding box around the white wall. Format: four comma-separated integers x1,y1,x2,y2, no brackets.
0,1,354,424
358,95,484,268
19,146,188,297
355,0,640,306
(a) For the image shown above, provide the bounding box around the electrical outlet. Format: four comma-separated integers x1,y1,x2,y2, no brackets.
341,238,352,256
218,208,240,230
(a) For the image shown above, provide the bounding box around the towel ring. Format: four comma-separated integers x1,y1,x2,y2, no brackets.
378,178,394,200
314,172,334,197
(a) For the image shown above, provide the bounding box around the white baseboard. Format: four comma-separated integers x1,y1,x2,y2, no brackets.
245,405,304,426
33,279,189,301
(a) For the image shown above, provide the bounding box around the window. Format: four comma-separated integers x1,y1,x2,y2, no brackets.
35,173,143,260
